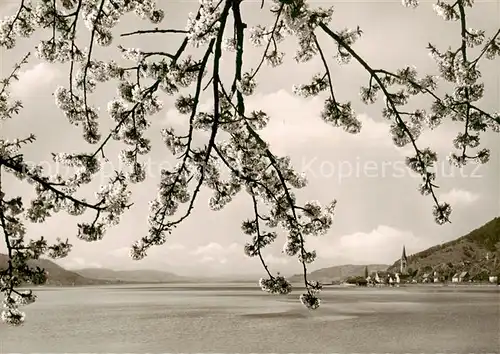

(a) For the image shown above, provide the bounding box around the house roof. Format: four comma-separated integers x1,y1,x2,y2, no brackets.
459,271,468,277
422,273,430,277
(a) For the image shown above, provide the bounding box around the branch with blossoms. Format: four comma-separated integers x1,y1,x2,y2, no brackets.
0,57,71,327
0,0,498,326
0,55,134,325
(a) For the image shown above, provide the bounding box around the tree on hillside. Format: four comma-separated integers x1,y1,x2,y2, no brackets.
402,267,417,279
0,0,499,326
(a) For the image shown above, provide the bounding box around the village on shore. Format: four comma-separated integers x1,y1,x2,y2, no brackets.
341,246,500,287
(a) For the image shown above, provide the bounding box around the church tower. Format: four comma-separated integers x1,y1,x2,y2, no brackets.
400,245,408,275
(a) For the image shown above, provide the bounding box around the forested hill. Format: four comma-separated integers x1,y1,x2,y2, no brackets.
387,217,500,279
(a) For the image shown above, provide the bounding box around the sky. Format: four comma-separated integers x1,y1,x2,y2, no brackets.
0,0,498,277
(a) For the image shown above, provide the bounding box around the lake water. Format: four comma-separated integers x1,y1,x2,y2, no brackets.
0,283,499,353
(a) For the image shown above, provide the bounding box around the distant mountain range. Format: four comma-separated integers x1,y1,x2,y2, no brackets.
74,268,191,283
0,255,262,285
2,217,498,285
0,254,113,286
288,264,389,283
74,269,267,283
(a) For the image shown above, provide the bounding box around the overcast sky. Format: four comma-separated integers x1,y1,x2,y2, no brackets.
0,0,498,277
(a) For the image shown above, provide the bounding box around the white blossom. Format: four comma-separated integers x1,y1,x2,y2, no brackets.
402,0,419,8
235,73,257,96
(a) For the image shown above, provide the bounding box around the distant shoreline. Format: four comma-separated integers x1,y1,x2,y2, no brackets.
20,279,261,288
21,282,499,291
400,283,499,287
319,283,500,289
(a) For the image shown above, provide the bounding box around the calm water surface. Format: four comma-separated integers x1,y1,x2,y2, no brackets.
0,283,499,353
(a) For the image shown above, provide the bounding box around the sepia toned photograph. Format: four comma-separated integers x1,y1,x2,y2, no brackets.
0,0,499,352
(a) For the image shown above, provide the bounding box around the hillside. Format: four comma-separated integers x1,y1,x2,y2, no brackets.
289,264,389,283
387,217,500,280
74,268,189,283
0,254,112,286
